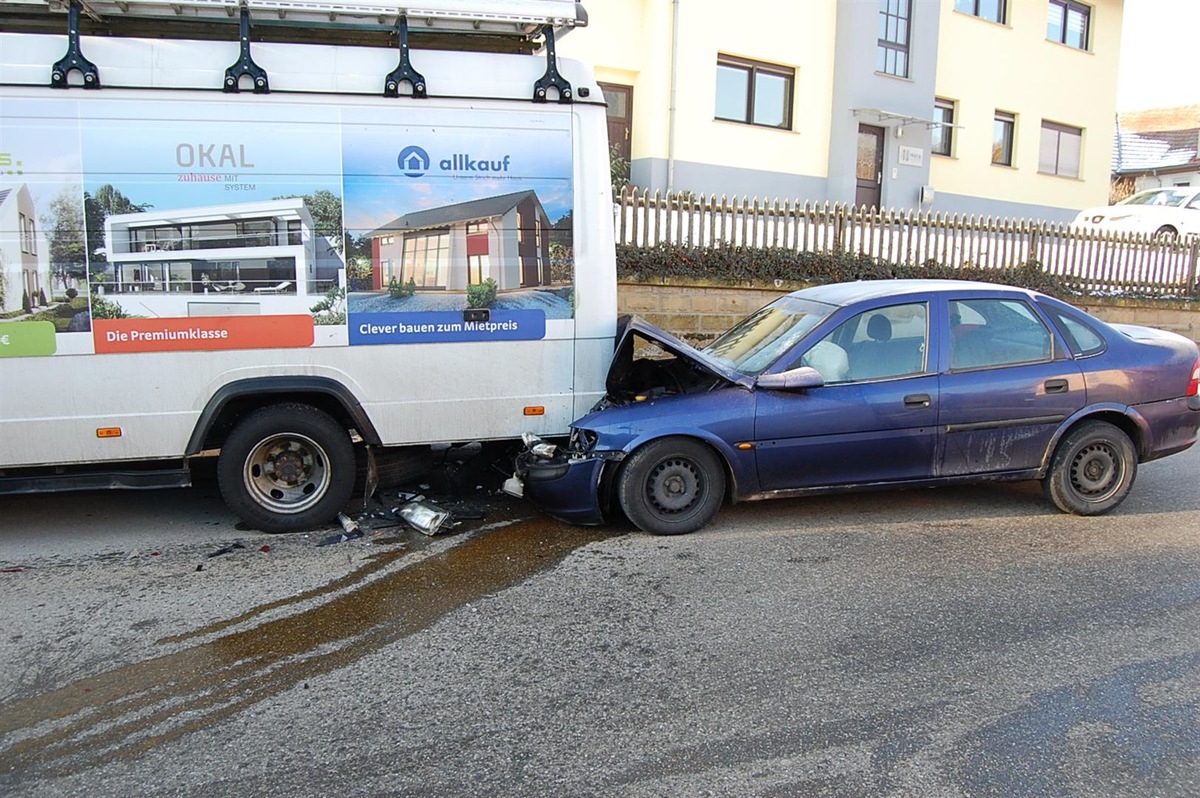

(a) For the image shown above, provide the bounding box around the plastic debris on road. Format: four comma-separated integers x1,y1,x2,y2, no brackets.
397,500,451,536
206,542,247,559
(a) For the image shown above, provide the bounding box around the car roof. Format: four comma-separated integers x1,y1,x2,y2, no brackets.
787,279,1037,308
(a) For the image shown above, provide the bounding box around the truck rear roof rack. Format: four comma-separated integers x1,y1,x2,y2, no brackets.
1,0,586,54
6,0,586,35
5,0,589,97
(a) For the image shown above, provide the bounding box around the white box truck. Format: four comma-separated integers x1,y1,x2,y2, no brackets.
0,0,617,531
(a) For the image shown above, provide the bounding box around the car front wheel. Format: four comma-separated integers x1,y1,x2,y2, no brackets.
617,437,726,535
1043,420,1137,516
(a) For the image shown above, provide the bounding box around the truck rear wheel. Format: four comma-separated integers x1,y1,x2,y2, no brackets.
218,403,355,533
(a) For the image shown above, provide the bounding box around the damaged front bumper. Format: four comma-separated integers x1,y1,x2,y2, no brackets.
508,435,616,526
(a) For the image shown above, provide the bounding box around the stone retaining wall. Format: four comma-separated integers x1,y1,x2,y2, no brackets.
618,282,1200,344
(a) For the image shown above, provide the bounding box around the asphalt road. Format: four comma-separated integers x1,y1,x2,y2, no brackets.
1,445,1198,797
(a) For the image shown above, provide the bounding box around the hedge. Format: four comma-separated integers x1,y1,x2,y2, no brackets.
615,244,1069,297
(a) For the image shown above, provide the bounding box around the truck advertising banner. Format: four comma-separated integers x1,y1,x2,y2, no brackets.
0,92,575,358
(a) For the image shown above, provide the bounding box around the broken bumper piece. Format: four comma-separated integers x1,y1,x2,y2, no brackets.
514,448,606,526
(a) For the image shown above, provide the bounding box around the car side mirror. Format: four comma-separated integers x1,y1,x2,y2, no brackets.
755,366,825,391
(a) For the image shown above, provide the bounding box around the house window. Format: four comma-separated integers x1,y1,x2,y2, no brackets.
468,255,489,285
877,0,911,78
993,112,1015,166
1039,122,1082,178
401,230,450,288
714,55,794,129
18,212,32,254
287,219,302,246
1047,0,1089,50
954,0,1006,24
932,99,956,156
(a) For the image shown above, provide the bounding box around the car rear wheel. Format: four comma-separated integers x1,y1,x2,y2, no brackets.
1043,420,1137,516
218,403,355,533
1153,225,1178,240
617,437,725,535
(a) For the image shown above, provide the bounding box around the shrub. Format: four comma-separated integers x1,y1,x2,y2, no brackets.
387,275,416,298
467,278,498,308
614,244,1069,298
66,287,78,300
38,288,47,306
22,290,31,313
89,294,129,320
310,286,346,325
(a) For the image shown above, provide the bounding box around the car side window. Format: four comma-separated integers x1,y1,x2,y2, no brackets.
950,299,1053,370
794,302,928,383
1041,305,1106,357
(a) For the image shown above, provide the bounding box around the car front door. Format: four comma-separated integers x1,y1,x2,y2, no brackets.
937,294,1085,477
753,301,940,491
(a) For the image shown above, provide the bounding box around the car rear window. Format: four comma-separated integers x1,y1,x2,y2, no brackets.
1039,304,1107,357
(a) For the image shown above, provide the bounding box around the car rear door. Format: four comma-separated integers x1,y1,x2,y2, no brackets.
753,299,940,490
936,292,1085,477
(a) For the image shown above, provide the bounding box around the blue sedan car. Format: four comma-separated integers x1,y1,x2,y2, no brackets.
515,280,1200,535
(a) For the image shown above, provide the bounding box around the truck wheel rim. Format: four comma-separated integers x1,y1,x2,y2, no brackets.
243,433,331,514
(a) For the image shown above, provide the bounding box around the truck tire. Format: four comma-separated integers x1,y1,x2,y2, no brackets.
218,403,355,533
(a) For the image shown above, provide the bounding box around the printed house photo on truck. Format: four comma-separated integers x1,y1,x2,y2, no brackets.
340,108,576,345
98,196,344,318
349,189,574,318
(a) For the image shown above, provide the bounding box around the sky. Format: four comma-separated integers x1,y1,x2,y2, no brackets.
1116,0,1200,111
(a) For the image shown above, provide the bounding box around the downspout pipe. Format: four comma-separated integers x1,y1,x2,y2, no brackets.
667,0,680,192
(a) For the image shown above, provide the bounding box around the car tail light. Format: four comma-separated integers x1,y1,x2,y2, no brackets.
1189,359,1200,398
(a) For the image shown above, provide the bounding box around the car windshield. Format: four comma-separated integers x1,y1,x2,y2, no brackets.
1121,189,1192,207
702,296,834,375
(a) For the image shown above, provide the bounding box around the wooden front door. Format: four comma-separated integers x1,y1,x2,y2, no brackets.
855,124,884,209
598,82,633,184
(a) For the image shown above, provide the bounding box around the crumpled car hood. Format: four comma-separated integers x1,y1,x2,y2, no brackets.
608,316,755,395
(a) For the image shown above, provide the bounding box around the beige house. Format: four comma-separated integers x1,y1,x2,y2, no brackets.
559,0,1123,222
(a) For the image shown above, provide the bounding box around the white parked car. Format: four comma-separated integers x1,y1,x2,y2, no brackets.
1073,187,1200,240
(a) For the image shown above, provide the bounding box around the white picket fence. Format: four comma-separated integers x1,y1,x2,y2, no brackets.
614,189,1200,298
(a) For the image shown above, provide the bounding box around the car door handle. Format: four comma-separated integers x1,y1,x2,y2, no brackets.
1044,379,1069,394
904,393,932,408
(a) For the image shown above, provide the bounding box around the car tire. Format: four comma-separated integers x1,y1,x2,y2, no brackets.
1042,420,1137,516
617,437,725,535
1154,225,1178,240
218,403,355,533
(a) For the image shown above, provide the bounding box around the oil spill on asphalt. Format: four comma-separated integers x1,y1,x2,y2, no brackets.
156,539,426,646
0,515,619,781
